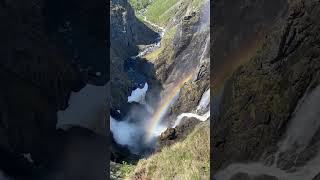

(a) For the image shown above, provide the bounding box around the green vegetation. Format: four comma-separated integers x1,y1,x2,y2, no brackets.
110,161,136,180
130,0,207,28
126,121,210,179
144,0,206,26
144,27,177,62
190,0,206,11
145,0,179,26
129,0,151,11
119,161,135,177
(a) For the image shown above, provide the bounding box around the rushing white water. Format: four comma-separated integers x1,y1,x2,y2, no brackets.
173,88,210,127
128,83,148,103
198,0,210,32
196,89,210,113
279,85,320,152
215,85,320,180
215,152,320,180
57,84,107,135
132,8,166,59
199,35,210,63
173,111,210,127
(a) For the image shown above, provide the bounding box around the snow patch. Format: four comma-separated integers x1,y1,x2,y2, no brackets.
128,83,148,103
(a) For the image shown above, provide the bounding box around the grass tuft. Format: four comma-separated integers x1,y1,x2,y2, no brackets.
128,121,210,180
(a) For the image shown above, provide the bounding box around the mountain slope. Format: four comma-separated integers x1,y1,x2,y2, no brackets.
114,121,210,180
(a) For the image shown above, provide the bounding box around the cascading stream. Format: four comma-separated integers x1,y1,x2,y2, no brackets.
173,89,210,128
215,85,320,180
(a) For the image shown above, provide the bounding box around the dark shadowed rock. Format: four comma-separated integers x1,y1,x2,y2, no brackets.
157,117,200,150
213,0,320,175
110,0,158,111
0,0,108,179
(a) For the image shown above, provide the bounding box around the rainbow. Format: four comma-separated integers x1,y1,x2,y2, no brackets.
144,71,196,143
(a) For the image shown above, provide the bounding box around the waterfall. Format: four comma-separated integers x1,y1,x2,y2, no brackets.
173,89,210,127
173,111,210,128
279,85,320,152
196,89,210,113
215,85,320,180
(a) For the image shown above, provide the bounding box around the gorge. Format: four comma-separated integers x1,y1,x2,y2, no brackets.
110,0,210,178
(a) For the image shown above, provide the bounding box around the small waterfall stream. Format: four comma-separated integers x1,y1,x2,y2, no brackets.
173,89,210,127
215,85,320,180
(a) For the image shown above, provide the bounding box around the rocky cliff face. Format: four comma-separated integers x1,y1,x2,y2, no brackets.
212,0,288,87
109,0,160,162
110,0,158,111
143,0,210,125
213,0,320,178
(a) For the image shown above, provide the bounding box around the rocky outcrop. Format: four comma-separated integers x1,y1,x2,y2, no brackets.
154,9,206,84
213,0,320,175
157,117,201,150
